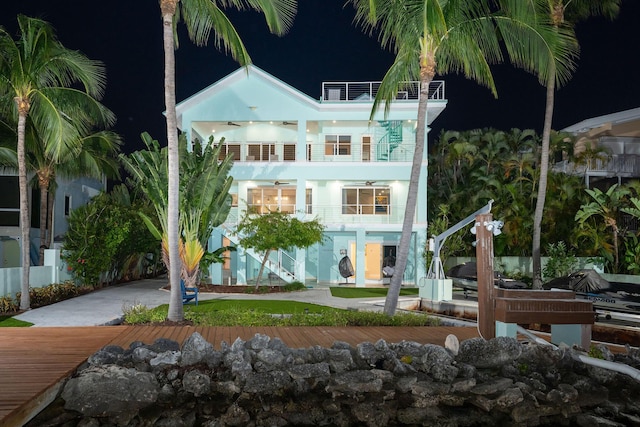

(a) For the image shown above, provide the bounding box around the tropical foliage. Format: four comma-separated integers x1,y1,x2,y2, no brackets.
62,185,160,287
121,132,234,290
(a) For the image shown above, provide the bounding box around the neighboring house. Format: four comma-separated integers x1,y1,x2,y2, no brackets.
556,106,640,189
0,170,105,268
175,65,447,287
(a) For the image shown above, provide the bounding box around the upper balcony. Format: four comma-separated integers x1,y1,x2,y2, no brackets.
321,81,445,102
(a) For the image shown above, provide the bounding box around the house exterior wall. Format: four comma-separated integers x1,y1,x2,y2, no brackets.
176,66,447,287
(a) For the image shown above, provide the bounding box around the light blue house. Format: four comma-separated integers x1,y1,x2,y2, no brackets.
175,65,447,287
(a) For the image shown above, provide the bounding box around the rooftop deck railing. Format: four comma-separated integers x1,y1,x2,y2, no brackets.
321,80,445,102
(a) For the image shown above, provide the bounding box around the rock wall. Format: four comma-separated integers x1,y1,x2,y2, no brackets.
28,332,640,426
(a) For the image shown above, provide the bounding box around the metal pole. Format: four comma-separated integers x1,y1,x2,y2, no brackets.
476,213,495,339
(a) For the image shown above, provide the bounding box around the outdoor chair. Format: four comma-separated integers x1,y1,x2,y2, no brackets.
180,280,199,305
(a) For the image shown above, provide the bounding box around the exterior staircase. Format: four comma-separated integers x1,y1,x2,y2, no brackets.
377,120,403,161
220,222,298,284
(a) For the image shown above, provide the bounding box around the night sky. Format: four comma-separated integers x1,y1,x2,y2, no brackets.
2,0,639,154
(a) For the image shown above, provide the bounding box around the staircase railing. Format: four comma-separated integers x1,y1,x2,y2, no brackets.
377,120,403,160
219,217,299,283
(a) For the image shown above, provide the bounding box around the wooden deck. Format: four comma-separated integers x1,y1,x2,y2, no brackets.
0,325,480,427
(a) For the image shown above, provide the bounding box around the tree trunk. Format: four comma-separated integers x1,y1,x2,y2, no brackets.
532,67,556,289
161,1,184,322
17,109,31,309
384,74,431,316
255,249,272,290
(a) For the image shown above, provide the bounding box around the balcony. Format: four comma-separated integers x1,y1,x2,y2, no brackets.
217,140,416,163
321,81,445,102
552,154,640,177
225,204,406,226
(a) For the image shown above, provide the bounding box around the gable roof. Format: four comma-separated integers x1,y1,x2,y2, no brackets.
563,106,640,134
175,65,319,121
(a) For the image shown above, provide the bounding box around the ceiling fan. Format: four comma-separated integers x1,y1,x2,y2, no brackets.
227,121,241,127
282,121,296,126
274,180,290,186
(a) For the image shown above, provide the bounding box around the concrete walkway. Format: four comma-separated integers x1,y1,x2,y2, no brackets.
13,277,420,327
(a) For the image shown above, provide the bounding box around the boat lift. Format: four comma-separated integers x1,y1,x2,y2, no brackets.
427,199,494,280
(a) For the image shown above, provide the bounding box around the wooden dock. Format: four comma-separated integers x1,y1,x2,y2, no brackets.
0,325,480,427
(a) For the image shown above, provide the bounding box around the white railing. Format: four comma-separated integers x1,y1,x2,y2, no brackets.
321,80,445,102
306,141,415,162
216,140,416,163
552,155,640,176
226,205,406,226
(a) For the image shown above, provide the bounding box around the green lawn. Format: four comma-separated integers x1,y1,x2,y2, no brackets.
0,315,32,327
330,287,419,298
124,299,437,327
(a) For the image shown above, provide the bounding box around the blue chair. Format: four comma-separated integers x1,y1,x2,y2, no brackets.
180,279,199,305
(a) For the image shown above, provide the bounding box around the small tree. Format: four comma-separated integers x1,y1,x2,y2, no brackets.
236,211,324,290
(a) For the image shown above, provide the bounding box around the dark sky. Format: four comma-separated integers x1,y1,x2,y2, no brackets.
2,0,639,154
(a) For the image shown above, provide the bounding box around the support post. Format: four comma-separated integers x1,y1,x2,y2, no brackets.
476,213,495,339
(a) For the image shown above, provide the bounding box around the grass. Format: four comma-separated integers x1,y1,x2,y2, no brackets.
330,286,419,298
0,315,32,327
123,299,438,327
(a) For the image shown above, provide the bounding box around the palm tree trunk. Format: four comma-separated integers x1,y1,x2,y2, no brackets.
161,0,184,322
255,249,272,290
384,74,431,315
17,110,31,310
532,67,556,289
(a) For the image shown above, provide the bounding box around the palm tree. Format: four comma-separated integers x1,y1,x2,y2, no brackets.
349,0,571,314
0,118,122,265
0,15,113,309
531,0,620,289
158,0,296,322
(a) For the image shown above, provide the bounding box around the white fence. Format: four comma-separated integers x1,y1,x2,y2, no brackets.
0,249,73,299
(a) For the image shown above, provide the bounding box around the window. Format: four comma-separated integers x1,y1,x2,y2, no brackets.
342,187,390,215
217,143,240,161
0,176,19,226
325,135,351,156
306,188,312,214
64,195,72,217
247,187,296,214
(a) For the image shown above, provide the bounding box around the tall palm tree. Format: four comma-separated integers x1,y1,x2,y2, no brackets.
158,0,296,322
350,0,573,314
0,15,113,309
531,0,620,289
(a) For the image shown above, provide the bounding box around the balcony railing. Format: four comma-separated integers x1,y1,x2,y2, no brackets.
225,205,406,226
552,155,640,176
216,140,416,163
321,80,445,102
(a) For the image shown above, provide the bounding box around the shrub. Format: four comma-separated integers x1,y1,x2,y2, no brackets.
0,296,18,314
543,241,577,280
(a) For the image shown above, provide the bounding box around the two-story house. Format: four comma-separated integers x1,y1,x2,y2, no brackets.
175,65,447,287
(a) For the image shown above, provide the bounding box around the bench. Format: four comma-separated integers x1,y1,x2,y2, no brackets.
180,280,199,305
494,289,594,348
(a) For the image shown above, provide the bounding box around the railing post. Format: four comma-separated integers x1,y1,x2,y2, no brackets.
476,213,496,339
